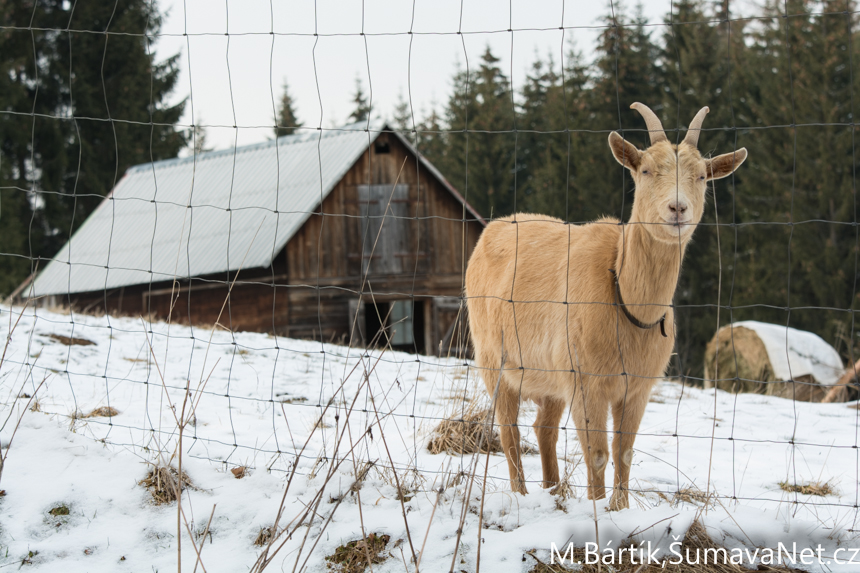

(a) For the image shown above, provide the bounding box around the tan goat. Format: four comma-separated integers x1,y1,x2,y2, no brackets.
465,103,747,510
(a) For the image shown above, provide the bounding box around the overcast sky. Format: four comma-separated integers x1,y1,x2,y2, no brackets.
156,0,752,151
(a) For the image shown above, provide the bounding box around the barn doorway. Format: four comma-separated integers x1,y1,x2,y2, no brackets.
351,299,425,353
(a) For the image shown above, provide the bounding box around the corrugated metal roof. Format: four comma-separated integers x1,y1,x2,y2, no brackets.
30,122,483,297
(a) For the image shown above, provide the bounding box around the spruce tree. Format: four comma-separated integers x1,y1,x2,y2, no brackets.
0,0,187,294
45,0,186,258
0,0,40,294
392,91,412,132
349,78,372,123
190,115,214,155
578,3,664,223
442,47,517,218
274,80,301,138
518,51,590,219
414,104,448,171
738,0,860,359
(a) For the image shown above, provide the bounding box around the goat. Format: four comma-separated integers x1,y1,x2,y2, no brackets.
465,103,747,510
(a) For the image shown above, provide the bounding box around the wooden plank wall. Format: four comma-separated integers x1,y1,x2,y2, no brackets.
66,133,484,353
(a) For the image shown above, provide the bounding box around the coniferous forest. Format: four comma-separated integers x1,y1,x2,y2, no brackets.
402,0,860,379
3,0,860,378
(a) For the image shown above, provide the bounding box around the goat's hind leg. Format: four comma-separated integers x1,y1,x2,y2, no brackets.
490,380,528,495
533,397,564,489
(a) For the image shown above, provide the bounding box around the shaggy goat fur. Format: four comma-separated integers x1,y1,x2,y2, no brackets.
465,102,747,510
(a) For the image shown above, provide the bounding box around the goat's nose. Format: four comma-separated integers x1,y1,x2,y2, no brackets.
668,200,688,215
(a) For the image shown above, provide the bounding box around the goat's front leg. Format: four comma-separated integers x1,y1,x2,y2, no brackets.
608,384,651,510
572,395,609,501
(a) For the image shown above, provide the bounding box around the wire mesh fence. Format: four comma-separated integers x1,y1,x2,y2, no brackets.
2,0,860,571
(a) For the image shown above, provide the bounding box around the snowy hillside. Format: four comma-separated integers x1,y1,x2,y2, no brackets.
1,304,859,572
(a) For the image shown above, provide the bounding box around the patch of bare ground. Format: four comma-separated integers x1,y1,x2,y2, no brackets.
324,532,391,573
47,333,95,346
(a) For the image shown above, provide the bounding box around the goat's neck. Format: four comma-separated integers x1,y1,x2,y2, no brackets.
613,219,685,325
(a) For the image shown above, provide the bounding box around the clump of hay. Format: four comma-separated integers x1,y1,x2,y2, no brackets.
427,396,542,456
427,398,502,455
779,481,833,496
84,406,119,418
427,408,501,455
48,333,95,346
325,532,391,573
139,465,192,505
674,487,712,506
253,526,275,547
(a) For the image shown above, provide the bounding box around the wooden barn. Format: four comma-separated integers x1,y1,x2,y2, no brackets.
28,122,485,356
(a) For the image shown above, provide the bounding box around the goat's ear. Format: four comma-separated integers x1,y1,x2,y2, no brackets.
608,132,641,171
706,148,748,180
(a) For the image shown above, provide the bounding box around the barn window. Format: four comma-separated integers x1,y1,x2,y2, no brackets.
374,141,390,154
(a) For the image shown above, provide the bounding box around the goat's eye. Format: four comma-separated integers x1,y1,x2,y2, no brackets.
641,169,650,175
698,175,706,181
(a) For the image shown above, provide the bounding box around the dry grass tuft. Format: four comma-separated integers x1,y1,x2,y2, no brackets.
427,400,501,455
525,520,805,573
84,406,119,418
253,526,275,546
550,455,581,508
324,532,391,573
779,480,833,496
139,465,192,505
48,333,95,346
674,487,712,506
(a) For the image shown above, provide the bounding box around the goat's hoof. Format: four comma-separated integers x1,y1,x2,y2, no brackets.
512,480,528,495
607,493,629,511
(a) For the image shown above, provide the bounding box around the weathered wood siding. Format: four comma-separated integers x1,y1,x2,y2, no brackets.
65,133,483,355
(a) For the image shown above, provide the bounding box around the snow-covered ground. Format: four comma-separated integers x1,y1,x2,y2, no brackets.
1,304,860,572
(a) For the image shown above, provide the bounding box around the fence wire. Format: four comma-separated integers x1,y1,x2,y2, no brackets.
1,0,860,571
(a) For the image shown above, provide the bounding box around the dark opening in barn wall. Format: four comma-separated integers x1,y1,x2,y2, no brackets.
351,299,425,353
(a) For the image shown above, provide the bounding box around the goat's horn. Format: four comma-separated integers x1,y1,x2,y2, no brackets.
630,102,667,144
683,106,710,148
